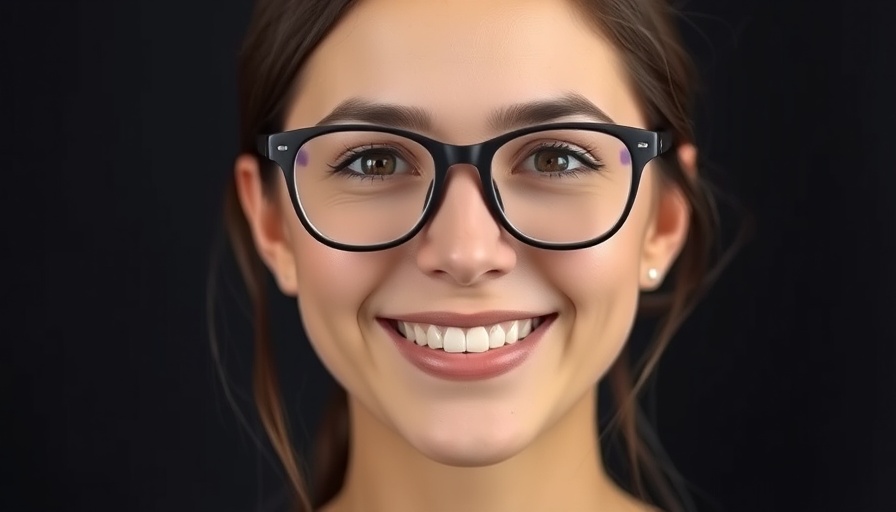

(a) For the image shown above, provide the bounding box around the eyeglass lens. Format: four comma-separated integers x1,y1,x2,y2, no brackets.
292,129,633,246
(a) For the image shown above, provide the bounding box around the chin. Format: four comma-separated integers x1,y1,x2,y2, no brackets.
406,424,531,468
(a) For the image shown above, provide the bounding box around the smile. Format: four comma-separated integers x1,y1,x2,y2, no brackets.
380,313,556,381
392,317,545,353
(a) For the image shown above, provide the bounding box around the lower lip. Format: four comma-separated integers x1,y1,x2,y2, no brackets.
379,316,555,381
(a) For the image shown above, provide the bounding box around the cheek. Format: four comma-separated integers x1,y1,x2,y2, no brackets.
531,187,654,382
541,241,643,397
292,237,378,306
277,182,393,312
536,233,643,310
536,169,657,306
542,241,642,370
286,215,400,389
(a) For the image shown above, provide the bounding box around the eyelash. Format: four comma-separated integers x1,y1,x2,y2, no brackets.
521,141,605,177
327,144,413,181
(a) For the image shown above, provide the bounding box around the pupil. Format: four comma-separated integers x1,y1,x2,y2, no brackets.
535,151,568,173
364,155,395,175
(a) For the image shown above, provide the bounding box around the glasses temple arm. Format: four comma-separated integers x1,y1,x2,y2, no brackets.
256,135,270,159
658,131,675,155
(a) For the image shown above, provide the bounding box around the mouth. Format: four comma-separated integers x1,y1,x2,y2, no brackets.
385,315,551,354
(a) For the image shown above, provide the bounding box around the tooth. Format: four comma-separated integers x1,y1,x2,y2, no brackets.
505,321,519,344
400,319,544,352
466,327,489,353
413,325,426,345
401,322,415,342
488,324,505,348
443,327,465,353
519,318,532,338
426,325,443,349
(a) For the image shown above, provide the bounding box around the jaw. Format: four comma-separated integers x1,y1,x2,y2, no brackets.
338,382,618,512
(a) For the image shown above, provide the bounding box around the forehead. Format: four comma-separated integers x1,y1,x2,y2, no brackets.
288,0,645,141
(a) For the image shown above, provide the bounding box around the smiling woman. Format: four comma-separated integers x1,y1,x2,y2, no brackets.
222,0,716,511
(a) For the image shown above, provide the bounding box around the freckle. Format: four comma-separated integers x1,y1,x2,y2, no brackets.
296,148,309,167
619,148,631,166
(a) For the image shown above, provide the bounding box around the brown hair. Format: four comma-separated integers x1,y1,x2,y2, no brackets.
219,0,719,510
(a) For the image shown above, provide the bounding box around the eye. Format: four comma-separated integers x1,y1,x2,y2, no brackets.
525,148,588,174
345,151,410,176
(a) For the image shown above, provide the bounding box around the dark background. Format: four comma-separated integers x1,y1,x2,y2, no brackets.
4,0,895,511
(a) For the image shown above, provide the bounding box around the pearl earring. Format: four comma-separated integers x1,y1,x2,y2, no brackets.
647,268,659,281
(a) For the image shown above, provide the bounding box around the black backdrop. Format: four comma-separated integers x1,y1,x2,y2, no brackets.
4,0,895,511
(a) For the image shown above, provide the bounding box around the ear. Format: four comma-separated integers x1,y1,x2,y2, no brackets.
234,154,298,296
639,143,696,291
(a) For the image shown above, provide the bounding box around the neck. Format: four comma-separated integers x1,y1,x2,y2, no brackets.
322,389,648,512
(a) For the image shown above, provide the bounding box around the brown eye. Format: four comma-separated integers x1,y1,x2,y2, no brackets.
533,150,570,173
360,154,397,175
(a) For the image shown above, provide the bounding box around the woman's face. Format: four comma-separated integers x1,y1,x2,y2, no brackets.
241,0,690,466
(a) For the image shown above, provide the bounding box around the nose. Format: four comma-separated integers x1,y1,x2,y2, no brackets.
415,165,517,286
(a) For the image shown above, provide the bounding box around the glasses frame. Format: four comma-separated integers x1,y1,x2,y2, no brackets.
257,122,673,252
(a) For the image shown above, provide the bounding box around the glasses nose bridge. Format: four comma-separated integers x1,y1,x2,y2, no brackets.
440,142,486,182
443,141,481,162
427,141,501,218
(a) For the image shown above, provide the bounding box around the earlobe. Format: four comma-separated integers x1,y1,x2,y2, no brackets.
639,143,696,291
233,154,299,296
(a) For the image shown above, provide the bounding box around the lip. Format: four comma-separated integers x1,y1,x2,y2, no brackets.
387,310,546,329
378,313,556,381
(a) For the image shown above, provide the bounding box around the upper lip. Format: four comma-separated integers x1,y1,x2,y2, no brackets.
383,311,550,328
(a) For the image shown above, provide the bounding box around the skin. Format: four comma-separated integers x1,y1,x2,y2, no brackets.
235,0,696,510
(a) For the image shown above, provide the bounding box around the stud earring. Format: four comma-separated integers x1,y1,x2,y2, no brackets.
647,268,659,281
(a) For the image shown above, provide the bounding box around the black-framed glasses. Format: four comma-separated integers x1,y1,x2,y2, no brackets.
257,123,672,251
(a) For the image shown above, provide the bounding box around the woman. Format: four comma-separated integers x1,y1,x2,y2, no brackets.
223,0,717,510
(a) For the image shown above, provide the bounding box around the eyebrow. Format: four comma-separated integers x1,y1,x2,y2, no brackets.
315,92,615,132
